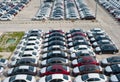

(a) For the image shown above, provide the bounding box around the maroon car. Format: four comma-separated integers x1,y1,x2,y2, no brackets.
71,56,99,67
72,65,103,76
39,65,70,77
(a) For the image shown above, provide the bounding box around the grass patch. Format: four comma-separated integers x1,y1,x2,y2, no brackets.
0,32,24,52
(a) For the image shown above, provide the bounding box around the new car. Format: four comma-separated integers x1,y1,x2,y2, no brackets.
41,45,67,53
95,44,119,54
40,57,69,67
38,74,72,82
42,40,66,48
7,65,37,76
71,56,99,67
74,73,107,82
101,56,120,67
70,45,93,53
42,50,68,59
0,58,8,67
72,65,102,76
70,50,96,60
68,39,90,48
109,74,120,82
9,58,38,67
3,74,36,82
39,65,70,77
104,64,120,76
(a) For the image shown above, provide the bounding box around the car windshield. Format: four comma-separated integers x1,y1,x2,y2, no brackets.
87,78,100,81
116,74,120,80
9,76,16,82
81,74,89,80
111,65,120,72
29,66,34,71
107,57,120,62
62,66,67,70
0,59,5,63
12,80,26,82
47,66,52,71
79,66,85,71
49,79,63,82
48,58,66,63
63,75,68,80
46,75,52,81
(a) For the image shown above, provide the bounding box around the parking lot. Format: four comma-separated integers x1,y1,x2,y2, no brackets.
0,0,120,82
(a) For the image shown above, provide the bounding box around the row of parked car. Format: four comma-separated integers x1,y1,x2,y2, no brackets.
2,29,43,82
50,0,64,20
1,29,119,82
100,56,120,82
37,29,108,82
34,0,95,20
0,0,31,21
65,0,79,20
34,2,52,20
98,0,120,21
75,0,95,20
87,28,119,54
65,29,108,82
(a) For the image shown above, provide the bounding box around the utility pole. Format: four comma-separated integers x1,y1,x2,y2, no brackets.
95,0,98,20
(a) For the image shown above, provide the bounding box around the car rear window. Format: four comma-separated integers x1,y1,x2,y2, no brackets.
63,75,68,80
81,74,89,80
26,75,32,81
46,75,52,81
29,66,34,71
99,74,105,79
9,76,16,82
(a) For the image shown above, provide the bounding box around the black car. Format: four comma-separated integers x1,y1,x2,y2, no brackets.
43,36,66,43
104,64,120,76
44,32,65,38
90,35,111,43
92,40,113,48
94,44,119,54
101,56,120,67
42,51,68,59
66,29,85,35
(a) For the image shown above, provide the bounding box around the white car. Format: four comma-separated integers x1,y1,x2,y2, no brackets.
3,74,36,82
7,65,37,76
0,58,8,67
74,73,107,82
70,50,96,59
70,45,93,52
9,58,38,67
0,66,4,76
109,74,120,82
0,14,14,21
38,74,72,82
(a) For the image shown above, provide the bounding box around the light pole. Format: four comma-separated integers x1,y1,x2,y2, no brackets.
95,0,98,20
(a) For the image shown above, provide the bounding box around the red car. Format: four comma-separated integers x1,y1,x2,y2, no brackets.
67,32,87,38
39,65,70,77
71,56,99,67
